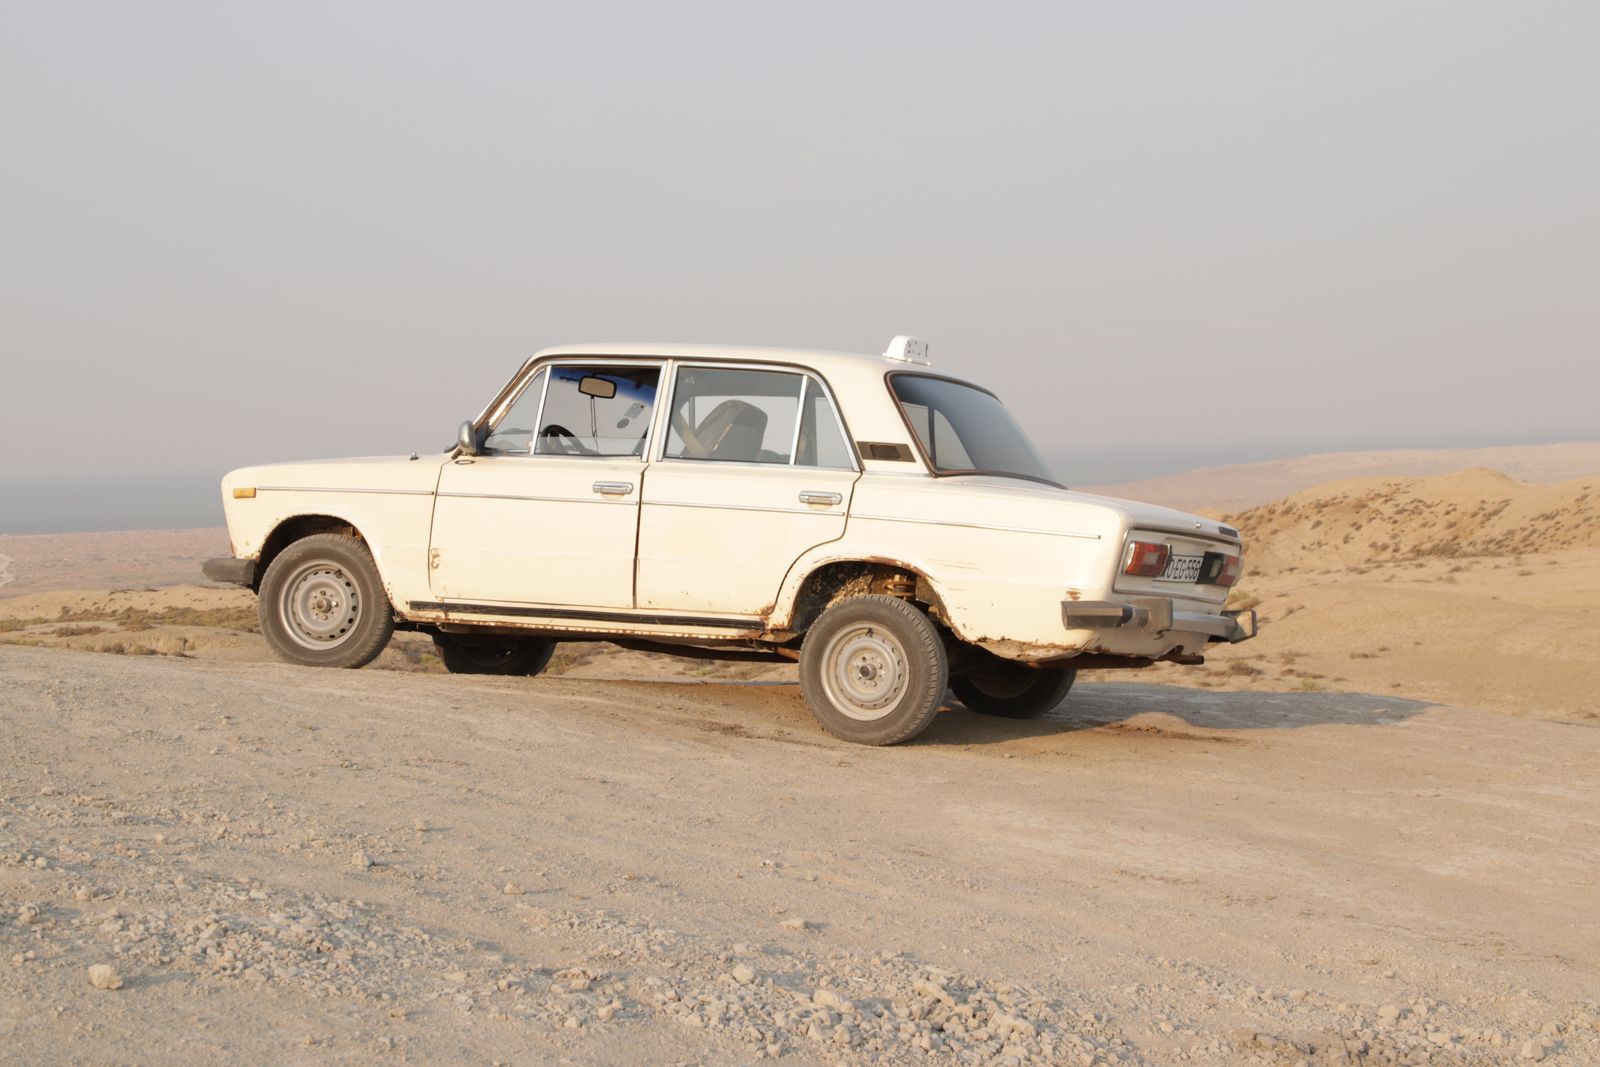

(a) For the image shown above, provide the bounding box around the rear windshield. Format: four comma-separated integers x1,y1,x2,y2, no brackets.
889,374,1057,485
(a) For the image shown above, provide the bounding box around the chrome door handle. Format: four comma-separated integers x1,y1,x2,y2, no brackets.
592,481,634,496
798,491,842,506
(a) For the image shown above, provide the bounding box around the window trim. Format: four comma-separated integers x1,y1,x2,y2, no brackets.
480,365,550,456
884,370,1065,489
653,359,860,472
478,358,667,461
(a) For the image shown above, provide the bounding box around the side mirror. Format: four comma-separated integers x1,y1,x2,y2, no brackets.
457,420,481,456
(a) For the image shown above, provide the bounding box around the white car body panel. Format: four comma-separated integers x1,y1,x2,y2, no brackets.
215,342,1250,662
430,454,645,608
221,456,441,610
637,462,859,615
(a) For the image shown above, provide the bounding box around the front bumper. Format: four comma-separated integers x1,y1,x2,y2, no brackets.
1062,599,1257,643
202,557,257,588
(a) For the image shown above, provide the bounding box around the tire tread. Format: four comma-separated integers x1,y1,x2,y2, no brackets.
257,533,394,669
952,666,1076,719
799,595,948,746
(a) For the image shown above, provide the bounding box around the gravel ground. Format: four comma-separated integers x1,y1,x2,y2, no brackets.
2,646,1597,1065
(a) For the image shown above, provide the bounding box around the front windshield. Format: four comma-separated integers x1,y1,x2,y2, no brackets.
889,374,1058,485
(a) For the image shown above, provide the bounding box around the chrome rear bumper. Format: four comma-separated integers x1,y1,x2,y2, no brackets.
1062,599,1257,643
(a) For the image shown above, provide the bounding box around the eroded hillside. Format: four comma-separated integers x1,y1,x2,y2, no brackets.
1226,470,1600,572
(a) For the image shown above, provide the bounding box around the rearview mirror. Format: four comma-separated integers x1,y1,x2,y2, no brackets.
457,420,480,455
579,376,617,400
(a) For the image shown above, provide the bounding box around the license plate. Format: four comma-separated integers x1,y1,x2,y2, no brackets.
1156,554,1204,583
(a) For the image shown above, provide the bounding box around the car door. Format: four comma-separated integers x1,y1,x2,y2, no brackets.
428,362,661,609
635,364,859,616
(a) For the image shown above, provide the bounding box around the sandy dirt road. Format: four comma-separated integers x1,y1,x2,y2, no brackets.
2,646,1598,1065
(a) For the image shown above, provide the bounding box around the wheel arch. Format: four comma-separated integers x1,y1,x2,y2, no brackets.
773,554,964,639
254,514,375,592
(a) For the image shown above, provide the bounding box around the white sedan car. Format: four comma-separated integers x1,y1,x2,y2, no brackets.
205,338,1254,745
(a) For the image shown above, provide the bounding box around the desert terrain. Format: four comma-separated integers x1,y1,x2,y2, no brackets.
3,451,1599,1065
1083,442,1600,515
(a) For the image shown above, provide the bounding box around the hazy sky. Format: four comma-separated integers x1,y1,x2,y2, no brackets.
2,3,1597,530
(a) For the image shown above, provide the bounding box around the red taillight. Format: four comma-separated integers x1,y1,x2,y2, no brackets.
1124,541,1170,577
1215,553,1242,587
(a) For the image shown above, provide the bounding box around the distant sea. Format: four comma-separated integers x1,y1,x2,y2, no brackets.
0,475,226,534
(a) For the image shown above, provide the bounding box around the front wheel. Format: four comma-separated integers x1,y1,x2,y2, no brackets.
433,634,555,676
258,534,394,669
952,660,1076,719
799,595,948,745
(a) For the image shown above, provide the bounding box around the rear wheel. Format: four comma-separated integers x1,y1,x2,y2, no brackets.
799,595,948,745
433,634,555,676
258,533,394,669
952,659,1076,718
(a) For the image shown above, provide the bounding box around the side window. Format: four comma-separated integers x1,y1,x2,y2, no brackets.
665,367,804,464
482,368,547,454
533,365,660,457
796,377,854,469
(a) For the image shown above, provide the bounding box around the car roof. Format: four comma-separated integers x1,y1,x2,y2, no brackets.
528,342,976,385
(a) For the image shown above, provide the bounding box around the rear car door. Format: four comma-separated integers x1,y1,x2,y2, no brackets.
635,364,859,616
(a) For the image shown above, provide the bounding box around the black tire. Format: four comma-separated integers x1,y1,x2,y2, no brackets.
433,634,556,676
952,660,1076,719
799,595,948,745
257,533,394,669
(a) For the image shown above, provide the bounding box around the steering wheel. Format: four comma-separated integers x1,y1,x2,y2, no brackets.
538,424,598,456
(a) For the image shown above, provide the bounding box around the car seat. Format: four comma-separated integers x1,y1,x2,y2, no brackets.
693,400,768,462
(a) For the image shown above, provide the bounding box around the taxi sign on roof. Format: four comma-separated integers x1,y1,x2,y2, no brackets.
883,335,931,365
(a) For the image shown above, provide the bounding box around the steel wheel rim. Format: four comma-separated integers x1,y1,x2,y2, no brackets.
279,560,361,651
820,623,908,722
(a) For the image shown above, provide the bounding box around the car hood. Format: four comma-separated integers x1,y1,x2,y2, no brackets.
221,455,447,496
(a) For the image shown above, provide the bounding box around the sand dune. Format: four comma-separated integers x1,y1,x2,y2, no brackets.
1083,441,1600,514
1226,469,1600,572
1150,468,1600,722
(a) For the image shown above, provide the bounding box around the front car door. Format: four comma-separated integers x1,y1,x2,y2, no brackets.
635,363,860,616
428,361,662,609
